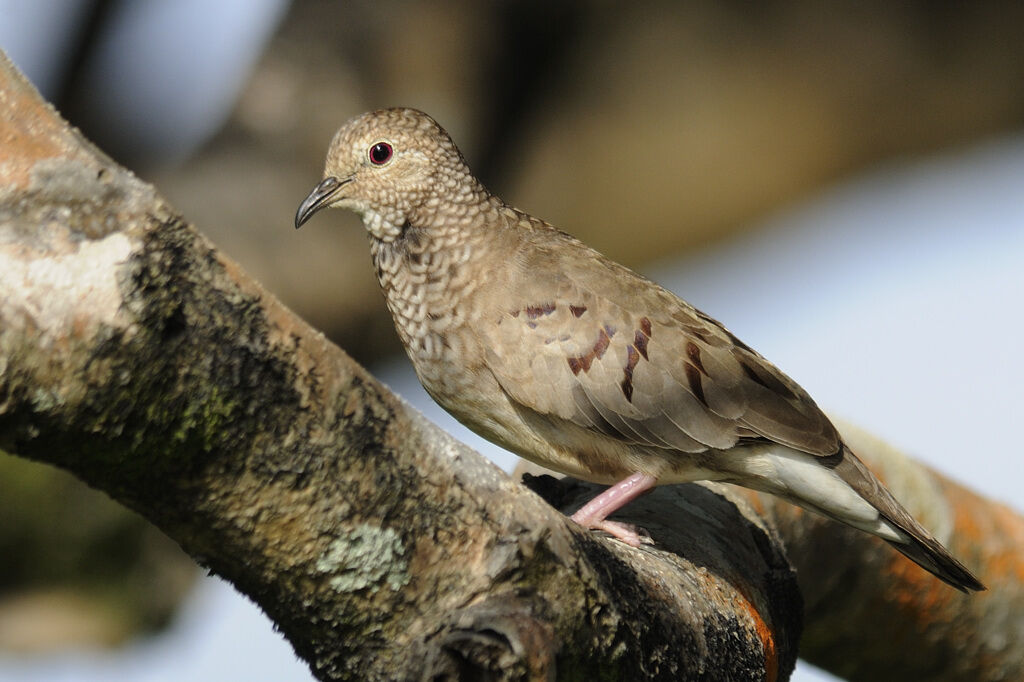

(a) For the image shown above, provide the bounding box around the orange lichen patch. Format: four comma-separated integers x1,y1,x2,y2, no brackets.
734,587,778,682
697,566,779,682
745,491,766,516
882,551,955,618
940,473,1024,585
0,55,94,189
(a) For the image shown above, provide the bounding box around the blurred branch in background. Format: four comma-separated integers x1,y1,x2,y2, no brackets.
0,455,196,652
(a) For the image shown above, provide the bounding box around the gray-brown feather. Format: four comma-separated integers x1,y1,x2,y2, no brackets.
479,226,841,464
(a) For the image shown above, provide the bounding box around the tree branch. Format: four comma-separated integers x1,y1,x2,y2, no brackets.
0,51,800,681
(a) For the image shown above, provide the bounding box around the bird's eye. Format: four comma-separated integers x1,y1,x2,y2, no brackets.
368,142,393,165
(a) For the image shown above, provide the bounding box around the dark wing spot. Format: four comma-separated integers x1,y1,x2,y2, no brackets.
593,327,611,360
633,329,649,360
567,327,613,374
510,309,521,318
639,316,652,337
621,345,640,402
684,363,708,406
686,341,708,375
572,349,594,373
525,302,557,319
569,304,587,318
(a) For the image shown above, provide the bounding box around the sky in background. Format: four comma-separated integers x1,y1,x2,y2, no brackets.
1,133,1021,682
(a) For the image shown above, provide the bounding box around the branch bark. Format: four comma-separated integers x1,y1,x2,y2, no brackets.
0,52,800,680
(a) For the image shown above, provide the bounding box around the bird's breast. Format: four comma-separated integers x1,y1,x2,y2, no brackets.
369,233,490,382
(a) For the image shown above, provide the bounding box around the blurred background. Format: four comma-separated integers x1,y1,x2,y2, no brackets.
1,1,1022,680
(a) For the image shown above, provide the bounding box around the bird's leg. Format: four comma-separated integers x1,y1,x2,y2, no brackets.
570,472,658,546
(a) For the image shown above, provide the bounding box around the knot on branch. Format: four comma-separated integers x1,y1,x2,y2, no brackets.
423,596,555,682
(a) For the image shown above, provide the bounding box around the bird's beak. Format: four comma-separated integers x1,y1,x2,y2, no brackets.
295,176,350,229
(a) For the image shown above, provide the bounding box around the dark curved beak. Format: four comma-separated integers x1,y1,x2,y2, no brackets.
295,176,349,229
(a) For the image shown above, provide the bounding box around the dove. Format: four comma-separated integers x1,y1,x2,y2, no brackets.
296,107,983,592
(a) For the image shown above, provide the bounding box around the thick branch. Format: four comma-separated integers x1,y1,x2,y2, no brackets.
0,52,800,680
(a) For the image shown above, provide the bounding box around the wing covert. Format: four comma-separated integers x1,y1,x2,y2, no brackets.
479,238,841,459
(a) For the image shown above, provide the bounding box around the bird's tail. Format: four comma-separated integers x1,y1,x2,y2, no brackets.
831,447,985,593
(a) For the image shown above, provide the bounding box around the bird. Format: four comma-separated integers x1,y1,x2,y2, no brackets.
295,107,984,592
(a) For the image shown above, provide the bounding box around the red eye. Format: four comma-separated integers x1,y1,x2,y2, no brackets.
369,142,393,165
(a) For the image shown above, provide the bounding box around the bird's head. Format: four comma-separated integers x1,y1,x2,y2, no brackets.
295,108,474,241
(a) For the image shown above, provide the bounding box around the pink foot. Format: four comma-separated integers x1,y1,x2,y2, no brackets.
570,472,658,546
575,518,653,547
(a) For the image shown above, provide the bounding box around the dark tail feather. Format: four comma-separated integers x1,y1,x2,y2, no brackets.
835,447,985,593
884,526,985,593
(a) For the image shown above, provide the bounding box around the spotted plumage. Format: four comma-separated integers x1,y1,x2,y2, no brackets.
296,107,983,592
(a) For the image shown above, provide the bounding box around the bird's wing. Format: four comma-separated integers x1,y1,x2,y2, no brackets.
480,239,840,457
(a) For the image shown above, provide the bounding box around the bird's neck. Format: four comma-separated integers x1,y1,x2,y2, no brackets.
366,195,507,364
